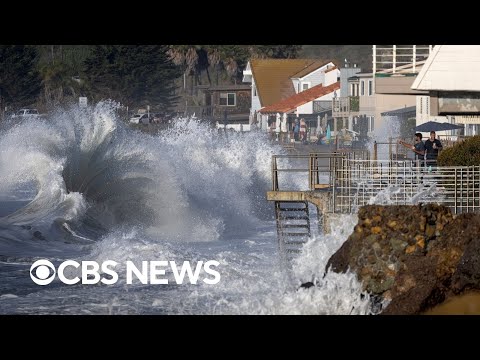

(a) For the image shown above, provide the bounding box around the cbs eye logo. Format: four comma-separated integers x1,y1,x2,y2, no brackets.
30,259,56,285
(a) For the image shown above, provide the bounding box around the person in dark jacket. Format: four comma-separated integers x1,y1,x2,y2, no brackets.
293,119,300,141
424,130,443,166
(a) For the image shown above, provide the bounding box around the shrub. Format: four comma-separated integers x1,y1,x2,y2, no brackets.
437,135,480,166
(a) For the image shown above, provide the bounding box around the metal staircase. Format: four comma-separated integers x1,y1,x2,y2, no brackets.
275,201,311,262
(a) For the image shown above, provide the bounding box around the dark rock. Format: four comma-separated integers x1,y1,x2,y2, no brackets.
300,282,315,289
326,204,480,314
33,231,46,241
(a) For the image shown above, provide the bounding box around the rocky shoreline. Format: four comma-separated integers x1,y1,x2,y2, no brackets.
325,204,480,314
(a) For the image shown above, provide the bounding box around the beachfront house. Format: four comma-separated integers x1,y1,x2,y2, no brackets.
411,45,480,137
371,45,433,138
204,84,251,124
242,59,339,137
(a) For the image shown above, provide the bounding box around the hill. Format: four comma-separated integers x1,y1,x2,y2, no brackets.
300,45,372,71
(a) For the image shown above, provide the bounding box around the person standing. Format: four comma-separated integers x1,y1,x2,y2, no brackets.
293,119,300,141
399,132,425,167
424,131,443,166
300,118,306,143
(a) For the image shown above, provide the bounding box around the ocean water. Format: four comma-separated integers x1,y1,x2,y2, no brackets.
0,102,373,314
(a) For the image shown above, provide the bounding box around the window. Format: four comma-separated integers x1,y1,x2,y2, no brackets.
369,116,375,132
220,93,236,106
426,96,430,115
368,80,373,96
351,83,358,96
351,83,359,96
253,86,257,97
297,82,301,93
360,81,365,96
420,97,423,114
301,82,310,91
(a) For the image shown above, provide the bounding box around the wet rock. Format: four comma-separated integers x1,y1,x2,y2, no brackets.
300,282,315,289
365,234,379,244
390,238,407,252
326,204,480,314
33,231,46,241
387,220,397,229
371,226,382,234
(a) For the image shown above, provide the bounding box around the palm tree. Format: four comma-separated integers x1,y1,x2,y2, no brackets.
207,48,220,85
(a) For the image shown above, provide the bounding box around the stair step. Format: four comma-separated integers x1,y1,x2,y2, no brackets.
281,215,309,220
280,232,310,237
278,208,308,212
284,249,302,254
281,224,310,228
283,240,308,245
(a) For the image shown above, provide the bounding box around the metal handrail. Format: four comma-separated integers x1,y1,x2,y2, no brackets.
332,160,480,214
271,151,368,192
271,153,480,215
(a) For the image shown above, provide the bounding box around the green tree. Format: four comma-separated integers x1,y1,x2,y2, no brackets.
167,45,301,87
0,45,42,114
254,45,302,59
83,45,182,110
437,135,480,166
34,45,92,108
300,45,372,70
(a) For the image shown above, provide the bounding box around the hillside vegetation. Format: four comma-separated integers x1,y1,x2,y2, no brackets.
0,45,373,115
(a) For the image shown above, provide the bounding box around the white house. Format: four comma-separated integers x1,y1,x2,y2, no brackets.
411,45,480,136
242,59,339,130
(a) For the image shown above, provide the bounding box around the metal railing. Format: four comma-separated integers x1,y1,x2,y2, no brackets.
184,105,213,118
332,159,480,214
373,45,433,75
332,96,359,116
271,151,370,192
271,152,480,215
312,100,332,114
271,154,329,192
373,137,469,162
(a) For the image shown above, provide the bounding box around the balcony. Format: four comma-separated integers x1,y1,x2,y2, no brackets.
312,100,332,114
332,96,359,117
373,45,433,75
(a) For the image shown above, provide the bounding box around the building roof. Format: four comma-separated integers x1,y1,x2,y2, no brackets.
290,61,330,78
411,45,480,91
381,106,416,116
250,59,326,107
259,81,340,114
324,66,338,74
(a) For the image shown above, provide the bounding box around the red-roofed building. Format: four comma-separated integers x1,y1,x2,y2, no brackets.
242,59,340,134
259,82,340,114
